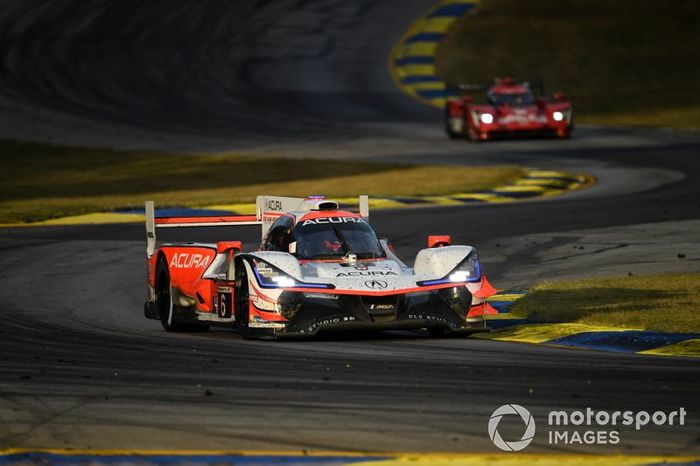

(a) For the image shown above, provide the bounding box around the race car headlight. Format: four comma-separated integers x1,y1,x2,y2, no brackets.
252,259,298,288
417,250,482,286
448,250,481,283
480,113,494,124
553,109,572,124
251,259,333,289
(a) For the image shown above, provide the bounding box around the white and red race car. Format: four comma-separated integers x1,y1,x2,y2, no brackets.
144,195,496,339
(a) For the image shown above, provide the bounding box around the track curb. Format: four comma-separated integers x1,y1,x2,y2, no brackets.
1,450,698,466
483,292,700,358
389,0,479,108
0,169,593,227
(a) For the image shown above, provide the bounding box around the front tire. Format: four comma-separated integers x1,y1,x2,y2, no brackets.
445,120,460,139
234,259,251,338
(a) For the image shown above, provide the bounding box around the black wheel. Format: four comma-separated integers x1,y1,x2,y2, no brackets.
234,259,251,338
155,256,208,332
467,127,480,142
444,111,463,139
445,120,460,139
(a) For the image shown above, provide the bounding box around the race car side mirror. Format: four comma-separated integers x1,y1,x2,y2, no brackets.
554,91,566,101
217,241,242,253
428,235,451,248
217,241,242,281
288,241,297,254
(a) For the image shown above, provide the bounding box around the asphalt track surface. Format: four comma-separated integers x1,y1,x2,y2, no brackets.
0,0,699,456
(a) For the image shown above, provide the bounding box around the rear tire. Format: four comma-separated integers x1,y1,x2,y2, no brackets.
155,256,209,332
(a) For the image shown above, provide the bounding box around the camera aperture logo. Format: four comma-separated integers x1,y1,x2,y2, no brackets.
488,404,687,451
488,404,536,451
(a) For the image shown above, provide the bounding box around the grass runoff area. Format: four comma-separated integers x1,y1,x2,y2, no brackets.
512,274,700,333
435,0,700,128
0,139,523,224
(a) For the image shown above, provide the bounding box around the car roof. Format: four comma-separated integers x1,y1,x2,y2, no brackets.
489,83,531,95
295,210,363,224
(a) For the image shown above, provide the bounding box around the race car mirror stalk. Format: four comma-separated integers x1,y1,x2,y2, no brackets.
143,196,497,338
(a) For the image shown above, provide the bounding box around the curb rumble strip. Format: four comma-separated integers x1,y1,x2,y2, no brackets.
484,292,700,358
389,0,480,108
0,169,593,227
0,450,698,466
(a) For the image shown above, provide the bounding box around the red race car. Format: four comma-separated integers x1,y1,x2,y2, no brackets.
444,77,573,141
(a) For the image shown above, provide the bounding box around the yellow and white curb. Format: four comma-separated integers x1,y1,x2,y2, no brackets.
483,292,700,358
389,0,480,108
0,169,592,227
0,449,697,466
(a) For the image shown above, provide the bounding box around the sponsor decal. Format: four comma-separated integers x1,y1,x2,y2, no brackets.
407,314,449,323
369,304,394,310
364,279,388,289
302,217,367,226
248,321,287,329
337,271,397,277
170,253,210,269
266,199,283,211
248,315,286,329
305,316,356,332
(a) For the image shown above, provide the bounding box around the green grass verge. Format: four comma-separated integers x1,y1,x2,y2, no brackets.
0,139,524,224
435,0,700,128
511,273,700,333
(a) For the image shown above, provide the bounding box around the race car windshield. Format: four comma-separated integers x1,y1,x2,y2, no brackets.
488,92,534,107
293,218,386,260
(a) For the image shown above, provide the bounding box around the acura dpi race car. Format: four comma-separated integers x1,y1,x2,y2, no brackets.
445,77,573,141
144,195,496,339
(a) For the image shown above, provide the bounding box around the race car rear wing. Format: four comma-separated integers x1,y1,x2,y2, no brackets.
145,201,261,258
145,195,370,257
